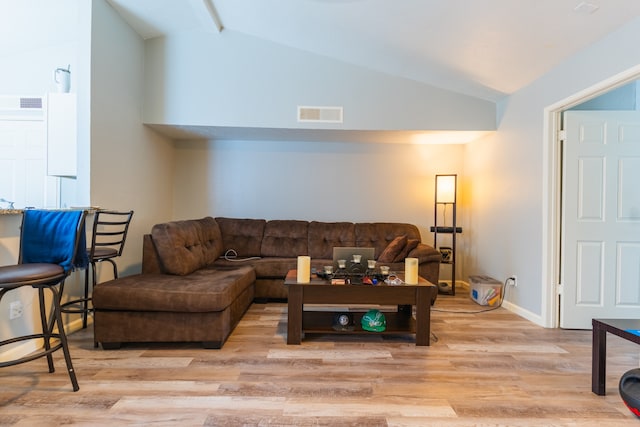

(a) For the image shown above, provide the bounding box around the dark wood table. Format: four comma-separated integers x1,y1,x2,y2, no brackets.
284,270,437,346
592,318,640,395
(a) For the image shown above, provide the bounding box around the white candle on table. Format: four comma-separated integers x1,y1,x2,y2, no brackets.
405,257,418,285
297,256,311,283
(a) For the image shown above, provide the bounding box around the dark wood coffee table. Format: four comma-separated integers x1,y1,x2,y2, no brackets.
284,270,437,346
592,318,640,395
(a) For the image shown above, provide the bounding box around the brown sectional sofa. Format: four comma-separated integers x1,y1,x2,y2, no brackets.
93,216,441,349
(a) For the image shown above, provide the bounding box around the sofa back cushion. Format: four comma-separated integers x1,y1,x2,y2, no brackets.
261,220,309,257
355,222,422,258
151,217,223,276
308,221,356,259
216,217,266,257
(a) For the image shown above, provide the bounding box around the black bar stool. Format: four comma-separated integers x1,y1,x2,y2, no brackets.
0,209,87,392
61,210,133,329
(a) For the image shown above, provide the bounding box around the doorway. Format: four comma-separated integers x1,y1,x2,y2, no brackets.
544,66,640,329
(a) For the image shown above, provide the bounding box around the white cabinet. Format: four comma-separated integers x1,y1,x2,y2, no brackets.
47,93,77,176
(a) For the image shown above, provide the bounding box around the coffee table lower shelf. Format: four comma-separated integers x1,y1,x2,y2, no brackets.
301,310,415,337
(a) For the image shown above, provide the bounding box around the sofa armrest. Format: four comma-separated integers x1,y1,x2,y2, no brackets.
410,243,442,264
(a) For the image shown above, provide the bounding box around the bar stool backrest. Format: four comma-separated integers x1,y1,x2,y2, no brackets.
88,210,134,261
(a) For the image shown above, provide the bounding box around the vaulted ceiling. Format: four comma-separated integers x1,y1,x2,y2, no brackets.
105,0,640,102
3,0,638,143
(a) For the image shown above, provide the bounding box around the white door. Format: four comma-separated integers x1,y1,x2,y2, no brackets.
561,111,640,329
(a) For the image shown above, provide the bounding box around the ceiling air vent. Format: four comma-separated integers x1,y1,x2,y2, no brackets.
297,106,343,123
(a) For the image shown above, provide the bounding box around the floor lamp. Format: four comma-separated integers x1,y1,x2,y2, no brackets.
432,174,460,295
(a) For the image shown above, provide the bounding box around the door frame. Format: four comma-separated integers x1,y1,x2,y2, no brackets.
542,65,640,328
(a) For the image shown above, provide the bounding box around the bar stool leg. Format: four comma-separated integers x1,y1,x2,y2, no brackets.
91,262,98,342
50,285,79,391
82,265,91,329
60,262,96,330
38,287,55,373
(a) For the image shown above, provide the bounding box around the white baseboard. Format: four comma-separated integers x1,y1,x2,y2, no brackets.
501,299,544,327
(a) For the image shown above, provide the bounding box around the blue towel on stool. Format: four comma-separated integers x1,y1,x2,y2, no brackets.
21,209,87,273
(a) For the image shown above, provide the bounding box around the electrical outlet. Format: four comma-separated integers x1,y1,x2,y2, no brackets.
9,300,23,320
507,276,517,287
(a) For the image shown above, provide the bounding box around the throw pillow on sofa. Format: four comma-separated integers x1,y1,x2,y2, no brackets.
394,238,420,262
378,235,408,263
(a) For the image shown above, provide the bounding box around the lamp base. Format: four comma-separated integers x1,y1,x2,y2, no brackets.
437,282,453,295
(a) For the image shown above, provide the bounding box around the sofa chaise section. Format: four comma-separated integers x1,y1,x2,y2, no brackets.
93,217,255,349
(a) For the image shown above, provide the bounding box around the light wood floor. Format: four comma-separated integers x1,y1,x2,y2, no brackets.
1,290,639,426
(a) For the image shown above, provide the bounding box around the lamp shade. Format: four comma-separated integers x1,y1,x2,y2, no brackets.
436,174,457,203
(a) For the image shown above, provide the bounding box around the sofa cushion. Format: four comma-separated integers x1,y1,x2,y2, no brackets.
216,217,266,257
93,265,256,312
261,220,308,257
151,217,223,276
308,221,356,259
378,235,408,263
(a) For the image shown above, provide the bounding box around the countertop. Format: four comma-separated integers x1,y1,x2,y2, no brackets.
0,209,24,215
0,207,100,216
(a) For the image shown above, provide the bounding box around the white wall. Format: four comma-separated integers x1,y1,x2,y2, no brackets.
89,0,175,279
465,16,640,325
173,138,465,272
0,43,78,96
0,0,84,209
143,30,495,132
0,0,79,96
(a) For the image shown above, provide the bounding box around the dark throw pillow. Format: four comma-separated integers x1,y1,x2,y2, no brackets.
378,235,408,263
394,238,420,262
